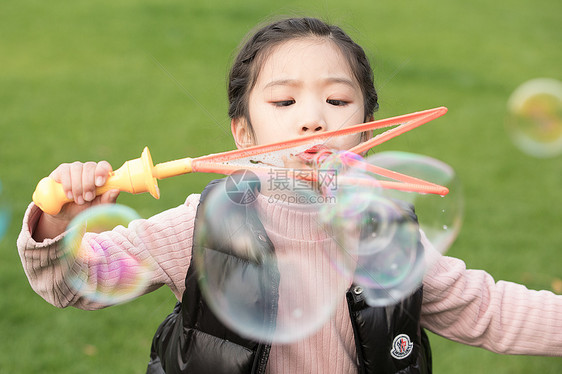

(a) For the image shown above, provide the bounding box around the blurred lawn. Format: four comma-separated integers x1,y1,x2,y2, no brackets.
1,0,561,372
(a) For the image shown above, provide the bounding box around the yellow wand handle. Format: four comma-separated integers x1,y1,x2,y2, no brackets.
32,177,74,216
152,158,193,179
32,147,162,215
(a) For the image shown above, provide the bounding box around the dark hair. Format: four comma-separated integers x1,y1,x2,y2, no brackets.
228,17,378,125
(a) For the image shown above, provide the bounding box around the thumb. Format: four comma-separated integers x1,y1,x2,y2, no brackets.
99,189,120,204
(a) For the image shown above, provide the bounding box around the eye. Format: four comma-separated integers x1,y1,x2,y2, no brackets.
272,100,295,107
327,99,349,106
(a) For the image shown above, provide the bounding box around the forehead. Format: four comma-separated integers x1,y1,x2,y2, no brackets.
256,37,356,84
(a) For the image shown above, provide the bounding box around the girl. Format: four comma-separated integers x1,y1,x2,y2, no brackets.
18,17,562,374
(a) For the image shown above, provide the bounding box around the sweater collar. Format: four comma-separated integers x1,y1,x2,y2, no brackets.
254,193,336,242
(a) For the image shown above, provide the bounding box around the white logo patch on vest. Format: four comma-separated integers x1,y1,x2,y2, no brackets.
390,334,413,359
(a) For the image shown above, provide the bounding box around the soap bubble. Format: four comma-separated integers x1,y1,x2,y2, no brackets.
319,151,462,306
193,172,351,343
319,170,423,307
0,180,10,242
366,151,463,256
62,204,152,305
316,150,366,197
506,78,562,158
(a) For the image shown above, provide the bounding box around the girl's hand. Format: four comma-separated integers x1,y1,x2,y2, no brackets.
32,161,120,241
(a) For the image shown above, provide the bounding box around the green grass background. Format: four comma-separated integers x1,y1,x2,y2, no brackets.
1,0,561,372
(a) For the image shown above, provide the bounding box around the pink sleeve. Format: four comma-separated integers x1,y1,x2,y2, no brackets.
17,194,200,310
421,252,562,356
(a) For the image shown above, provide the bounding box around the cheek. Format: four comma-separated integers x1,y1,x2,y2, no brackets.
330,104,365,127
248,95,289,124
325,133,363,151
252,111,295,142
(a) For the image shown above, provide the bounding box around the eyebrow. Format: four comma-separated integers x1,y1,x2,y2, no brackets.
263,79,300,90
263,77,356,90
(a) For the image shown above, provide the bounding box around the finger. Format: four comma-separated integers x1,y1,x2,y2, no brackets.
51,164,74,200
70,162,85,205
82,162,98,202
99,189,120,205
94,160,113,187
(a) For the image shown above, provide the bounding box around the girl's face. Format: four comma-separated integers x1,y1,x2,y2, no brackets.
232,38,368,150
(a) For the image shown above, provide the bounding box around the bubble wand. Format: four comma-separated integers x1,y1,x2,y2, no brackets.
32,107,448,215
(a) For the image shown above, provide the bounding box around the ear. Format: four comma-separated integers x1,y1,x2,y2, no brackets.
231,117,255,149
357,115,375,155
361,115,375,142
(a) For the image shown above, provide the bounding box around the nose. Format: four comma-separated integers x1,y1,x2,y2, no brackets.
299,122,325,135
297,99,327,135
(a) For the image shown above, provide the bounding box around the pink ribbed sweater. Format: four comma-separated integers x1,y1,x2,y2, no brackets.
17,194,562,373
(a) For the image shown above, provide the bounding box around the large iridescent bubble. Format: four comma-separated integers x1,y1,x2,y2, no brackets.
366,151,463,256
319,151,462,307
319,167,423,306
62,204,152,305
193,170,352,343
506,78,562,158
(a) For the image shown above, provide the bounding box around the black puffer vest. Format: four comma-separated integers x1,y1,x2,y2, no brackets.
148,179,432,374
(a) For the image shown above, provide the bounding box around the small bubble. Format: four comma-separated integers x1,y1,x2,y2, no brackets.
506,78,562,158
62,204,151,305
0,180,11,242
